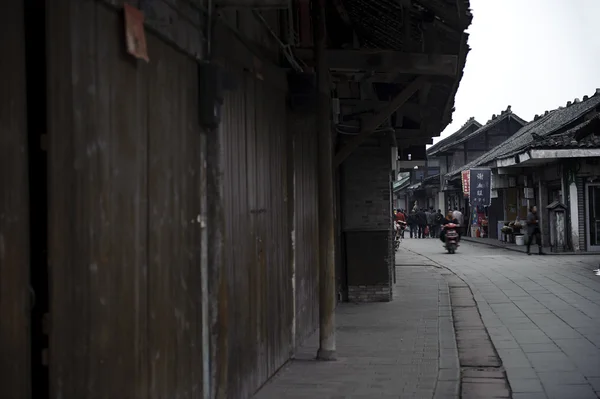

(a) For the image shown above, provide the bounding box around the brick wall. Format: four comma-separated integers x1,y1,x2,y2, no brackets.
341,145,394,302
348,285,391,302
342,145,393,231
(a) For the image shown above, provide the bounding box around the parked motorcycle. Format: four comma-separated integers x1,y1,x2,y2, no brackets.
443,223,459,254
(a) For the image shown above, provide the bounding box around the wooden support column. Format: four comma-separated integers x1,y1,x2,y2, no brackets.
335,76,427,166
313,0,336,360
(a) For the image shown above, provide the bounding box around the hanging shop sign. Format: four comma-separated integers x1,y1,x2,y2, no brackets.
524,187,535,199
461,170,470,198
469,168,492,206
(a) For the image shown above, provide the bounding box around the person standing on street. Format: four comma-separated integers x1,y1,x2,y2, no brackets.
526,205,544,255
427,207,435,238
395,209,406,238
426,208,434,238
433,209,444,238
408,210,417,238
417,208,427,238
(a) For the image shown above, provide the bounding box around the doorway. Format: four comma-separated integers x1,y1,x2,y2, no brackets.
586,183,600,252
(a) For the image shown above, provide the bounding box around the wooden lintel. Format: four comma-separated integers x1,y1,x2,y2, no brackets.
334,76,428,166
295,49,458,76
340,99,438,121
216,0,290,8
394,129,428,139
397,138,433,149
414,0,470,31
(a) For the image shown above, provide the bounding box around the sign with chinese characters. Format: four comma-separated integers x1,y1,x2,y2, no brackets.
461,170,470,198
524,187,535,199
469,168,492,206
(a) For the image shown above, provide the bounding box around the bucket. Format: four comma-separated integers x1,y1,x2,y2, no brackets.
515,235,525,246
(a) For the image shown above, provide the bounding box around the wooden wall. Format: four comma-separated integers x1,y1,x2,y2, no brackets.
47,2,204,397
290,114,319,348
220,67,302,398
0,1,31,397
0,1,322,398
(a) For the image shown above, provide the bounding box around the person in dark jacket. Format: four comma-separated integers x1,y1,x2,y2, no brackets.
432,209,444,238
526,205,544,255
426,207,435,238
416,208,427,238
407,211,417,238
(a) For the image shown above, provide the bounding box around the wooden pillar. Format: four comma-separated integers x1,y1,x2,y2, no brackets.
313,0,336,360
538,180,550,247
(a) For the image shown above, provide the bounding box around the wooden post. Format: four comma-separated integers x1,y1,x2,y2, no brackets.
313,0,336,361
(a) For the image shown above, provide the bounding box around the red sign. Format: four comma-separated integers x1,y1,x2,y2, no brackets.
124,4,149,62
461,170,470,198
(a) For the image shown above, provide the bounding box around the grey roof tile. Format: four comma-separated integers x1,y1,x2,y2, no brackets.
446,92,600,178
431,108,527,156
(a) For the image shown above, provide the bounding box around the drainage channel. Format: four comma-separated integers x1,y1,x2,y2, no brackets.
401,248,512,398
445,273,511,399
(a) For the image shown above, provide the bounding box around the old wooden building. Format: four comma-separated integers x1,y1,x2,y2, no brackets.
0,0,470,398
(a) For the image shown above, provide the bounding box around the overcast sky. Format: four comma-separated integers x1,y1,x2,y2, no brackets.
433,0,600,144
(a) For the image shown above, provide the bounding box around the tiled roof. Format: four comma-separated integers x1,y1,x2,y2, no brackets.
430,107,527,156
393,174,412,191
342,0,472,51
447,91,600,178
427,117,482,155
515,115,600,153
340,0,472,137
407,173,440,191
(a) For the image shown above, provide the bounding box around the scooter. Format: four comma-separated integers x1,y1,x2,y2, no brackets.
443,223,459,254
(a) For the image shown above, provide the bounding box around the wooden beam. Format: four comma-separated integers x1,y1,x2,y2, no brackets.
295,49,458,76
335,76,428,166
395,129,430,139
397,138,433,149
216,0,290,8
414,0,469,31
340,99,439,119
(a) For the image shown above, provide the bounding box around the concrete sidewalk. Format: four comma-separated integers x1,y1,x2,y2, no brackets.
253,260,459,398
461,236,600,256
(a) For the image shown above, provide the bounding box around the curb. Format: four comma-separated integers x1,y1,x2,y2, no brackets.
460,237,600,256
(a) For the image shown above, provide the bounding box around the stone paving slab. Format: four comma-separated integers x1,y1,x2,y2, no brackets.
402,237,600,399
254,262,458,399
461,236,600,256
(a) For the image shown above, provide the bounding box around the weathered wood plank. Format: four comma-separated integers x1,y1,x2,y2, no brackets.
48,1,150,397
0,1,31,397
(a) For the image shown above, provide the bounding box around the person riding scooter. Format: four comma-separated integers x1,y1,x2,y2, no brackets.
439,212,459,244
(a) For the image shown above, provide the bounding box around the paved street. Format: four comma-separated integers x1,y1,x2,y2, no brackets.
254,237,600,399
404,237,600,399
255,255,458,398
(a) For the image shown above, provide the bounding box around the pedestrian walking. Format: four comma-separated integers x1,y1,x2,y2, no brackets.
426,207,435,238
417,208,427,238
395,209,406,238
433,209,444,238
526,205,544,255
408,210,417,238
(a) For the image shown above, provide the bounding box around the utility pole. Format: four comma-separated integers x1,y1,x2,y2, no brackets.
313,0,336,361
